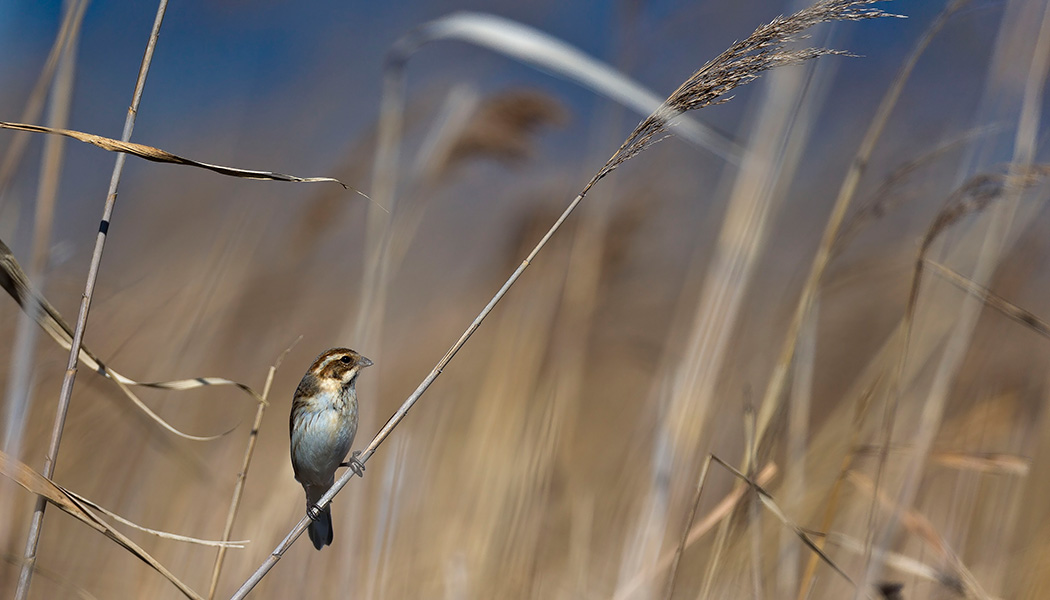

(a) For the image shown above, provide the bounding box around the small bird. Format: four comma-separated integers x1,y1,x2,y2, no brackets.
289,347,373,550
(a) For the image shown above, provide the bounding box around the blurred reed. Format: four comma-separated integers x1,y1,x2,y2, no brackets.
4,1,1050,599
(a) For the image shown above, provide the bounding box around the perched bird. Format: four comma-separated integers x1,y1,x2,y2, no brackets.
289,347,373,550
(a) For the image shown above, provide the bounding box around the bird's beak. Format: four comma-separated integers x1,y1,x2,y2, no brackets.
359,356,374,368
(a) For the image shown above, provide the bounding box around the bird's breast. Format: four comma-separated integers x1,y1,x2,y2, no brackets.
291,391,358,486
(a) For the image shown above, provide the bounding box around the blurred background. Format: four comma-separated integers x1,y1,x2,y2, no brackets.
2,0,1050,598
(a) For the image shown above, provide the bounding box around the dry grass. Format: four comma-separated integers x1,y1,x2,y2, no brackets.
4,0,1050,599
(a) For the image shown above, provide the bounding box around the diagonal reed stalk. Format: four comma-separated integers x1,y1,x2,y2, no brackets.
340,22,721,564
15,2,169,597
230,3,892,597
346,9,750,437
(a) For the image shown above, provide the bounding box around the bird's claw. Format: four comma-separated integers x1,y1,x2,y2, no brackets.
307,504,323,521
347,451,366,477
339,451,366,476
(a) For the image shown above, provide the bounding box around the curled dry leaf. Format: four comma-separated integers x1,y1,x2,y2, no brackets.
0,120,354,190
0,237,265,441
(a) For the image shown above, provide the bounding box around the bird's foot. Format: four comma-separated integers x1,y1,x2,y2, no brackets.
307,504,324,521
340,451,366,477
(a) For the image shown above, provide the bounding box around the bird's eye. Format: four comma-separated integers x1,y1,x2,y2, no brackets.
340,356,352,365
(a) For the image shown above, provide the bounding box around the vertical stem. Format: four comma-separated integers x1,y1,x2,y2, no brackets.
1,0,87,550
206,367,276,599
0,0,87,201
353,64,405,347
662,454,712,600
15,3,168,597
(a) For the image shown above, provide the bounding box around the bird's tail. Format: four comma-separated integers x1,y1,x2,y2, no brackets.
305,484,334,550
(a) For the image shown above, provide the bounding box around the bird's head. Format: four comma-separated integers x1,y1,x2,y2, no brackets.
309,347,374,387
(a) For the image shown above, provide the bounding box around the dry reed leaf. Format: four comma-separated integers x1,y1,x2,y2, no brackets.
824,532,998,600
0,450,204,600
61,489,248,548
709,455,854,588
0,120,352,189
926,259,1050,339
885,165,1050,460
0,450,101,531
824,532,940,587
879,166,1050,550
0,237,265,441
932,450,1029,476
853,444,1030,476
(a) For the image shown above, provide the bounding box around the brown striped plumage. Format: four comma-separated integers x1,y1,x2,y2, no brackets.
289,347,372,550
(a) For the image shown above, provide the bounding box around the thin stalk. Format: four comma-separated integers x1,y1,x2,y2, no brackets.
612,463,777,600
337,69,404,568
754,0,970,450
858,1,1050,592
207,345,293,599
5,2,81,442
780,294,818,597
230,183,593,600
1,0,86,550
662,454,712,600
352,65,404,349
0,0,88,201
746,407,763,599
15,3,168,597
